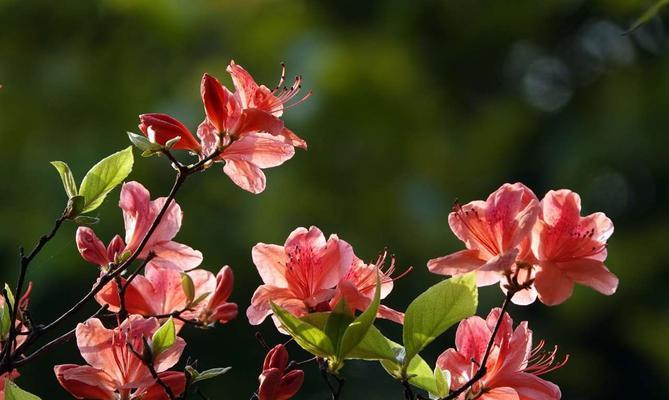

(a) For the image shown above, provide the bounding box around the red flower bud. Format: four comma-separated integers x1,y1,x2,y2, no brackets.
138,113,201,152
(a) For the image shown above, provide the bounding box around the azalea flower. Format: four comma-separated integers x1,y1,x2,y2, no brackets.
76,181,202,271
330,252,408,324
257,344,304,400
197,63,308,194
531,190,618,306
247,226,354,325
54,316,186,400
95,265,237,328
135,61,309,194
437,308,565,400
427,183,540,304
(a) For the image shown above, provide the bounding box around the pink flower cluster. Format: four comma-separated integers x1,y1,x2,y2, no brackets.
247,226,406,328
138,61,309,194
428,183,618,306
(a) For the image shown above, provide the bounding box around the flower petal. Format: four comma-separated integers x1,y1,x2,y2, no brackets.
150,241,203,271
222,133,295,168
535,263,574,306
76,227,110,267
223,159,267,194
252,243,289,287
54,364,116,400
138,113,201,151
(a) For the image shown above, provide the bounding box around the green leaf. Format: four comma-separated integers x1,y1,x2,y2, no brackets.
151,317,176,358
4,284,15,309
0,305,10,341
4,380,41,400
629,0,669,32
345,325,397,361
381,351,438,395
271,302,334,358
434,367,451,398
338,273,382,359
189,367,232,384
403,273,478,366
324,298,354,353
127,131,161,152
181,273,195,305
50,161,78,198
78,147,134,214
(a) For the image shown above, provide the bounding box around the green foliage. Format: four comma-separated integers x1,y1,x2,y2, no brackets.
382,351,439,395
151,317,176,359
272,275,382,372
402,273,478,366
271,302,335,358
78,147,134,214
1,284,15,340
181,273,195,305
186,366,232,384
50,161,77,198
4,380,41,400
127,131,162,157
434,366,451,398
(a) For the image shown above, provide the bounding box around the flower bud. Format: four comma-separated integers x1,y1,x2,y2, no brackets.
138,113,201,152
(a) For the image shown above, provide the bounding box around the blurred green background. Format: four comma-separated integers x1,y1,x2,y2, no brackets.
1,0,667,398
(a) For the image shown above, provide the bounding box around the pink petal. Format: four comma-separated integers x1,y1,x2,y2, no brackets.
223,159,266,194
196,120,220,159
252,243,289,286
234,108,285,137
227,60,259,109
560,258,619,296
54,364,116,400
436,348,472,390
455,316,491,364
427,249,487,276
502,373,561,400
247,285,302,325
76,227,110,267
201,73,234,133
534,263,574,306
137,371,187,400
222,133,295,168
480,387,520,400
150,241,203,271
153,336,186,373
120,181,152,252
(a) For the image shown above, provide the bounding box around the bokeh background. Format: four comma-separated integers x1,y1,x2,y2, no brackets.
1,0,667,398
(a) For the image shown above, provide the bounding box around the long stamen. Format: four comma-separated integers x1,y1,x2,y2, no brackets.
524,342,569,376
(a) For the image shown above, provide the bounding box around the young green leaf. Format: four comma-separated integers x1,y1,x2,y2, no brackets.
402,273,478,366
344,325,397,361
181,273,195,305
4,284,15,309
324,298,354,353
190,367,232,384
271,302,334,358
151,317,176,358
50,161,78,198
338,273,382,359
0,305,10,341
127,131,161,152
73,216,100,225
4,380,41,400
381,351,438,395
78,147,134,214
434,366,451,398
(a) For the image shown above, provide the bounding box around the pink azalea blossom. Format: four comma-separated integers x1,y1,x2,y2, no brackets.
257,344,304,400
76,181,202,271
427,183,540,304
95,265,238,328
247,226,354,325
330,252,408,324
531,190,618,306
54,315,186,400
196,63,308,194
437,308,566,400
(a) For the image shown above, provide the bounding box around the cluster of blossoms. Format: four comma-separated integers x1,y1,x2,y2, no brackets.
247,226,406,328
0,60,619,400
428,183,618,306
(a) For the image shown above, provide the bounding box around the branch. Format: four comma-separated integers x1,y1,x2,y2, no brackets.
127,343,176,400
1,211,66,364
318,358,344,400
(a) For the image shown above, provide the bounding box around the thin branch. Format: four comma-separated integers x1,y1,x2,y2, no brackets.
318,358,344,400
127,343,176,400
2,212,66,363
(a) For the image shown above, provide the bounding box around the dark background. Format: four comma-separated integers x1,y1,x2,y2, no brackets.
0,1,667,398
